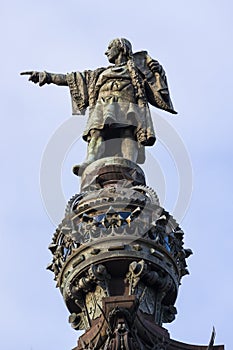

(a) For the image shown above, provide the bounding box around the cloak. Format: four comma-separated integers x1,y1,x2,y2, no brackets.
67,51,176,116
66,51,176,164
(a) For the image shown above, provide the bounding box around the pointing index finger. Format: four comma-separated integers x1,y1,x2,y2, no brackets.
20,71,34,76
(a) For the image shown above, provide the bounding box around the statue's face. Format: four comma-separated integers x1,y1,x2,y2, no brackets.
105,40,121,63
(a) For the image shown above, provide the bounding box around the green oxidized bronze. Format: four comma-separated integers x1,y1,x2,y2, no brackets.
21,39,224,350
21,38,176,175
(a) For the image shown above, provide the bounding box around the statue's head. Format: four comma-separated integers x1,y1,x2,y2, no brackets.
105,38,133,63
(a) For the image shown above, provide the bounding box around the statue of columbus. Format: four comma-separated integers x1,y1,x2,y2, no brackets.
21,38,176,174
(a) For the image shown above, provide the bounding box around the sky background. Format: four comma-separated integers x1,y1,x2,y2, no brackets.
1,1,233,349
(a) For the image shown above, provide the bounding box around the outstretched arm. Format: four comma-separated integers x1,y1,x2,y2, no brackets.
20,71,68,86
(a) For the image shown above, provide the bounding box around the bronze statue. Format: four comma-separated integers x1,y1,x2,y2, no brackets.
21,38,176,175
21,39,225,350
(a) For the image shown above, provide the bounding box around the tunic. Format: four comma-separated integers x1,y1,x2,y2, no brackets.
66,51,176,148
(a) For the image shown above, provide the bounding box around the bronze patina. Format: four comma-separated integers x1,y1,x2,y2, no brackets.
21,38,224,350
21,38,176,175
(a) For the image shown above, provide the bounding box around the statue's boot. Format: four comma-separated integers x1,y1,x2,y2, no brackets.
73,135,104,176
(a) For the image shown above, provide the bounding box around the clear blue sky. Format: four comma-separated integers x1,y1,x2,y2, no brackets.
1,1,232,349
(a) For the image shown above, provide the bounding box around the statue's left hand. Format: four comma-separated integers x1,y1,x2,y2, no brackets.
20,71,48,86
148,60,161,74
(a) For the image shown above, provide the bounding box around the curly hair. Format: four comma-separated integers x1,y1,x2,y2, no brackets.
111,38,147,107
111,38,133,58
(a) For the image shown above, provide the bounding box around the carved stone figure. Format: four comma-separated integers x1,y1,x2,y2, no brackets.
21,38,176,174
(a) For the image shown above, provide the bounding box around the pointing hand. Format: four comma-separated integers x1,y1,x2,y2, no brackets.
20,71,48,86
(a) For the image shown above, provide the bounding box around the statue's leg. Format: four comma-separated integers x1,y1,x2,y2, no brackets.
73,130,104,176
120,127,138,163
86,129,105,161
